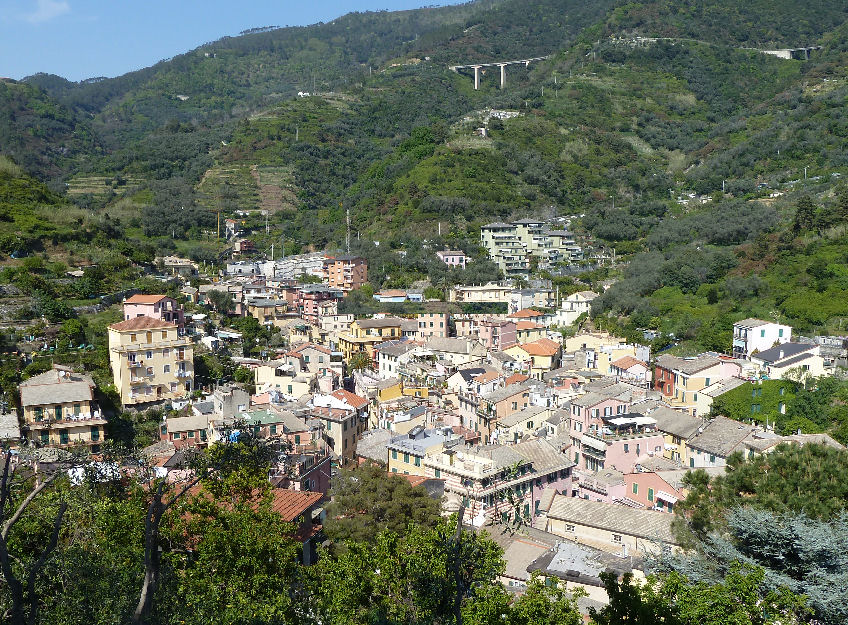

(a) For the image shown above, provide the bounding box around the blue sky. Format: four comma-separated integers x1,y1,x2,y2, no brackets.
0,0,465,81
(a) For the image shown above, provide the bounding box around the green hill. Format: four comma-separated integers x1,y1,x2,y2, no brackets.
2,0,848,339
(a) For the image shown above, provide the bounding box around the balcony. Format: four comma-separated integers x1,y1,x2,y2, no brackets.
176,370,192,378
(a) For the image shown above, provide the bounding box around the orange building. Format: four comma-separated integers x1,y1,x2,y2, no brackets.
323,255,367,291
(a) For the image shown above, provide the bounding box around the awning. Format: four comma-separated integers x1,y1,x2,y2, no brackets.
655,490,678,504
580,435,607,451
609,416,657,427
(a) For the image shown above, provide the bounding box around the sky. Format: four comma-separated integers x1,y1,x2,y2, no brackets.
0,0,466,81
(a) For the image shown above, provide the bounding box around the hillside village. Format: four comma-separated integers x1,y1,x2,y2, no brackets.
5,244,845,613
4,0,848,620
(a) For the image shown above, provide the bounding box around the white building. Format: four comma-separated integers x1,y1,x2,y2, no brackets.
732,318,792,359
549,291,598,327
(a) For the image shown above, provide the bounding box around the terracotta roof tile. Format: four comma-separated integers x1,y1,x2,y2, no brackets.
520,338,561,356
611,356,647,370
331,389,368,409
109,316,177,331
508,308,544,319
516,321,544,330
505,373,529,385
125,294,168,304
269,489,324,522
473,371,500,384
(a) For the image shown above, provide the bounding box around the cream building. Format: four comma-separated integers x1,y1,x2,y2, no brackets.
20,365,106,451
108,316,194,406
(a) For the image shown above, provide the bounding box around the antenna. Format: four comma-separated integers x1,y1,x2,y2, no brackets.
345,203,351,253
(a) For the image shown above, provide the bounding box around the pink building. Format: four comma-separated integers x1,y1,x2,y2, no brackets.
436,250,467,269
623,471,682,513
477,319,517,351
123,294,185,330
569,392,666,472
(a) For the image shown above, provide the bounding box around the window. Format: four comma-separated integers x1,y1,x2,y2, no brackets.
200,430,207,441
690,458,694,468
146,351,153,359
40,431,49,445
414,456,421,467
73,404,81,415
403,452,410,463
173,432,181,439
91,427,100,442
779,328,784,337
632,483,638,495
392,450,397,460
160,425,167,435
624,444,629,453
710,454,716,464
163,348,170,357
34,407,43,421
161,331,167,339
705,378,711,386
319,356,324,363
164,364,171,373
392,468,397,473
188,431,195,438
130,333,136,342
527,421,533,430
60,431,69,445
648,488,654,502
564,524,575,532
434,468,440,478
55,406,63,420
761,329,766,337
512,402,518,410
612,534,622,543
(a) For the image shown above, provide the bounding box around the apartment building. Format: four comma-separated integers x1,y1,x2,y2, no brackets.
653,354,741,416
337,317,405,361
481,220,583,276
19,365,106,451
424,438,574,525
323,254,367,291
732,318,792,359
108,316,194,406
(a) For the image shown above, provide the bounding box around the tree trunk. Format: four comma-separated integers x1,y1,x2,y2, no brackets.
453,505,465,625
132,492,164,625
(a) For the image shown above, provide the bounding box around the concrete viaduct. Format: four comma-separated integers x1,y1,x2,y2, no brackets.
759,46,822,60
449,56,551,89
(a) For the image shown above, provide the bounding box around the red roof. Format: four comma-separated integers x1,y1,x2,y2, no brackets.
516,321,544,330
269,489,324,522
125,294,168,304
331,389,369,410
290,343,332,355
520,338,561,356
109,316,177,331
505,373,529,385
508,308,543,319
611,356,648,370
473,371,500,384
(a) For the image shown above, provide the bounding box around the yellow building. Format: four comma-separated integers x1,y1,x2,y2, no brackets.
108,316,194,406
19,365,106,451
338,317,405,361
504,338,562,380
646,406,703,465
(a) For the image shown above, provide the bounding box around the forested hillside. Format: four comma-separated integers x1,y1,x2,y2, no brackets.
2,0,848,341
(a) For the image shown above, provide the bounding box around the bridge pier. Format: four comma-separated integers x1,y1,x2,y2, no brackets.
473,65,481,90
499,64,506,89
